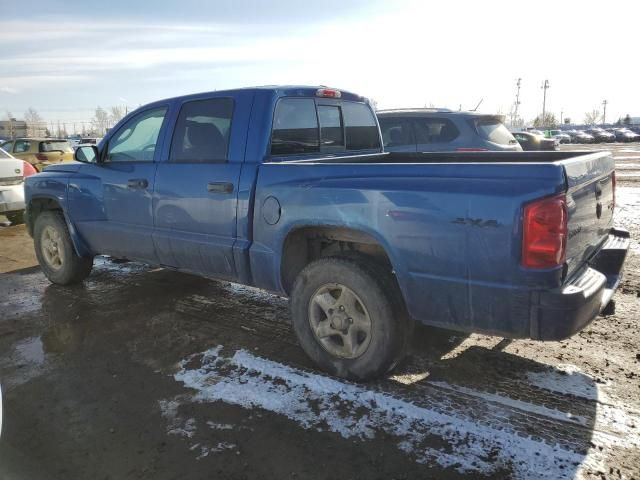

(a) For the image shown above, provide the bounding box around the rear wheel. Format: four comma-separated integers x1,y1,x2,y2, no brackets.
34,211,93,285
290,256,410,381
6,211,24,225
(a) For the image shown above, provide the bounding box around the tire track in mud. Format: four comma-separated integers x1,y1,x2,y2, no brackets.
168,293,640,479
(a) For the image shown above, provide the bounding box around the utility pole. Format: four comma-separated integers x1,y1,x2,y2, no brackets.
602,100,608,125
512,78,522,127
541,79,550,127
560,110,563,125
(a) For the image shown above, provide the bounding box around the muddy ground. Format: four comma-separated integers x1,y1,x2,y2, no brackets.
0,144,638,480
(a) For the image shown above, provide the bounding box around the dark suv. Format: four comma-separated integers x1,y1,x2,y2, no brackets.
377,109,522,152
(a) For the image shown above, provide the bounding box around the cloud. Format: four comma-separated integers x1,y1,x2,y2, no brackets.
0,86,20,94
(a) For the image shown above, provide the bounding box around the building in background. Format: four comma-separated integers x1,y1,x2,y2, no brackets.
0,119,28,140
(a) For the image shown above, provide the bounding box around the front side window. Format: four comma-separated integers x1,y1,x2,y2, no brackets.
2,141,14,153
413,118,460,144
342,102,380,150
271,98,319,156
170,98,233,163
14,140,31,153
107,107,167,162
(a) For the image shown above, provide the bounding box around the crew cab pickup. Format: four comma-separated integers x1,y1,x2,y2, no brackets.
24,86,629,380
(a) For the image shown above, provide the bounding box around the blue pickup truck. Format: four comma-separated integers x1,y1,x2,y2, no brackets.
24,86,629,380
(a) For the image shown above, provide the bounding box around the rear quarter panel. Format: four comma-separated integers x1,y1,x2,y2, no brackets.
251,161,566,336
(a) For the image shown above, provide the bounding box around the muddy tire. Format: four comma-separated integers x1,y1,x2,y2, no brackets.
290,256,410,381
34,211,93,285
6,211,25,225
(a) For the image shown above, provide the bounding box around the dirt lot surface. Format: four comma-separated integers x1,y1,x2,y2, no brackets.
0,145,638,479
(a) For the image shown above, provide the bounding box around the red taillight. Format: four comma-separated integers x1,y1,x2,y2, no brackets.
22,161,37,177
316,88,341,98
522,194,568,269
611,171,616,211
35,153,48,161
456,148,489,152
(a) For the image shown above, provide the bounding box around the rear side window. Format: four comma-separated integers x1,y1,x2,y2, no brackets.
170,98,233,163
474,118,517,145
342,102,380,150
413,118,460,144
271,98,319,155
2,141,14,153
40,141,73,153
379,117,412,147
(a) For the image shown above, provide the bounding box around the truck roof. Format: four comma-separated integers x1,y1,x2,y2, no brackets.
149,85,368,107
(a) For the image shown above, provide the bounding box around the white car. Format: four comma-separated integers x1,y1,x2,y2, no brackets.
0,147,36,224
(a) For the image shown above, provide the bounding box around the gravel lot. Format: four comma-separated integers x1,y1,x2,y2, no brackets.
0,144,638,479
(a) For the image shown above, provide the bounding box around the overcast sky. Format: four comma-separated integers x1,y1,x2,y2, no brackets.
1,0,639,127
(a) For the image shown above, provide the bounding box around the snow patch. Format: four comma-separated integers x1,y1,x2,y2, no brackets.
172,346,624,479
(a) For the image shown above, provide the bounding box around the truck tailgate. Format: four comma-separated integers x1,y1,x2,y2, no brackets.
562,151,616,278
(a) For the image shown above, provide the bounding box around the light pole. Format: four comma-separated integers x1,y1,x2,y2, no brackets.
512,78,522,127
602,100,608,125
541,79,550,127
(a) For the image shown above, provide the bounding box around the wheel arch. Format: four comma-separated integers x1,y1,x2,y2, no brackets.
279,224,403,296
28,196,91,257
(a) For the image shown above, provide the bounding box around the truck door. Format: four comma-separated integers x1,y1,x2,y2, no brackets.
152,92,252,281
69,106,168,263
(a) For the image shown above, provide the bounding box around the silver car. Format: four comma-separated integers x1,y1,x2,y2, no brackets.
377,109,522,152
0,147,36,224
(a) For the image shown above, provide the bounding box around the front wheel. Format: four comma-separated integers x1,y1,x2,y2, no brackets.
290,256,410,381
34,211,93,285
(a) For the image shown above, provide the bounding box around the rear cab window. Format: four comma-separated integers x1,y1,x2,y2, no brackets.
270,96,380,157
473,117,518,146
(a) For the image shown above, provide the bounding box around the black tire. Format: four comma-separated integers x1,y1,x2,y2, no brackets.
34,211,93,285
6,211,25,225
290,256,411,381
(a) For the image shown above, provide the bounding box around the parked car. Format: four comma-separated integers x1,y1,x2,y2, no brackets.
24,85,628,380
613,128,640,142
0,147,37,224
549,130,571,144
566,130,595,143
377,109,522,152
513,131,559,151
0,138,74,171
586,128,615,143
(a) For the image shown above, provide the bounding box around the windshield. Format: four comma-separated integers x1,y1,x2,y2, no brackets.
474,118,518,145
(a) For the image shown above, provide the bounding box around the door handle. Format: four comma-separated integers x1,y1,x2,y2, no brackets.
127,178,148,189
207,182,234,194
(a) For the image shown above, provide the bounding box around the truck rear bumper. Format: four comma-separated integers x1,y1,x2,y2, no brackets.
530,227,630,340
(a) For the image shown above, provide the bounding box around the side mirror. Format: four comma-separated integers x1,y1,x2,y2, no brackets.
75,146,99,164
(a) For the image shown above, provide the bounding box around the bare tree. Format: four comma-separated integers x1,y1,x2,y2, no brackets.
24,107,45,137
109,106,125,127
92,107,109,135
533,113,558,128
584,109,601,125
